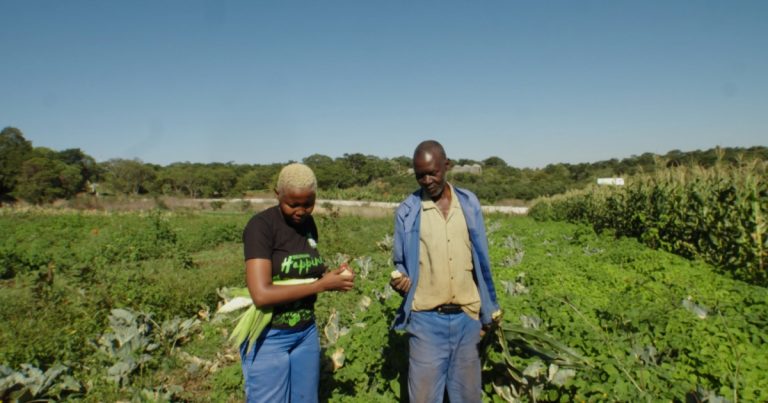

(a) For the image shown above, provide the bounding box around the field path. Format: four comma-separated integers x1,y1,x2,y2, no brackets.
215,198,529,215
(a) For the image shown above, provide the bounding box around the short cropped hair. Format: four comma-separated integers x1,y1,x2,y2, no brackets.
276,163,317,194
413,140,447,161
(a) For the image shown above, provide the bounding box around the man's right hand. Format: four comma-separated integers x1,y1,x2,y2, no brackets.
389,271,411,294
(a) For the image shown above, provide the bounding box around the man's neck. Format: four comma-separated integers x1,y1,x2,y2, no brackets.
432,183,452,216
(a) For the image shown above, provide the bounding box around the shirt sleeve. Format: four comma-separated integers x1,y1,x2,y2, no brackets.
243,215,273,261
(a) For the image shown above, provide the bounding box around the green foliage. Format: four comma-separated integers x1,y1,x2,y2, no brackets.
0,363,82,402
0,210,243,365
209,200,225,210
225,280,317,354
156,162,240,198
56,147,99,187
231,163,281,196
6,128,768,204
1,210,766,401
530,161,768,285
95,308,161,387
13,153,81,204
1,128,95,204
314,256,405,401
102,158,157,195
487,217,767,402
209,364,244,401
0,126,34,198
187,219,243,250
482,323,588,401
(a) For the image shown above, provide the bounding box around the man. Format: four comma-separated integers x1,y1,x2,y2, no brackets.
390,140,501,402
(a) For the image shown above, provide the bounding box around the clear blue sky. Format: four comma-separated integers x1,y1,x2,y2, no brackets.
2,1,766,168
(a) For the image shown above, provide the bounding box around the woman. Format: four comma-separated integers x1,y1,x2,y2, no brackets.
240,163,354,402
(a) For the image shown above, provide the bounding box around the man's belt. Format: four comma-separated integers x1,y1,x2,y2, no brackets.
433,304,463,314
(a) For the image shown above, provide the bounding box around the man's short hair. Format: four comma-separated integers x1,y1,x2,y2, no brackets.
276,163,317,194
413,140,447,161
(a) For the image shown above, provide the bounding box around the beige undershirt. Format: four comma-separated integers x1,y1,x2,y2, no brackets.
412,184,481,319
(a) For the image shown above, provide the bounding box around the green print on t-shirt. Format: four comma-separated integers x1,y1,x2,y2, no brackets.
273,308,313,327
280,253,323,276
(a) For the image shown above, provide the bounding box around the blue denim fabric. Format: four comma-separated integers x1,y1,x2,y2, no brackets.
239,323,320,403
407,311,482,403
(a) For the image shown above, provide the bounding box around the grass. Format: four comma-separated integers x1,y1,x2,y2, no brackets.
1,209,766,402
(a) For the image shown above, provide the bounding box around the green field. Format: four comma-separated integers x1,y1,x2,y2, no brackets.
1,208,766,402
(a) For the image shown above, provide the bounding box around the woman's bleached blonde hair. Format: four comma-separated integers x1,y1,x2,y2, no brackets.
276,163,317,194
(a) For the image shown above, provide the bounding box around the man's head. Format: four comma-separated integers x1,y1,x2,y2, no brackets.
275,163,317,225
412,140,450,200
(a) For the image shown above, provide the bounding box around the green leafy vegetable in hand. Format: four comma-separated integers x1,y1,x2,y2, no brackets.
227,279,317,353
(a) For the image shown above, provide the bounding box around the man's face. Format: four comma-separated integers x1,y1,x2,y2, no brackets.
413,150,448,199
277,188,316,225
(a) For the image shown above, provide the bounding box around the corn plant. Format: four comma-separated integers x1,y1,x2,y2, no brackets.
482,321,589,402
529,159,768,285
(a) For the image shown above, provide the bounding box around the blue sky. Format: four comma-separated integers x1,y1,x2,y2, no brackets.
2,1,766,168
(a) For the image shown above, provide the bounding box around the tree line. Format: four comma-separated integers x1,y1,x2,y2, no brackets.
1,126,766,205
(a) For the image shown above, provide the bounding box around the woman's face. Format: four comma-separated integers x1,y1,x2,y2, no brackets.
277,187,316,225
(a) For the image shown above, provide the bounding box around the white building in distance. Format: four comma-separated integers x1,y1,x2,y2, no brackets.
597,177,625,186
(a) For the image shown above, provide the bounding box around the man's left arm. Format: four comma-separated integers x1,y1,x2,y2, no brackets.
470,197,503,328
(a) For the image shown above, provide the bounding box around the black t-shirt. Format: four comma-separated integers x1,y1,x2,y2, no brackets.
242,205,326,330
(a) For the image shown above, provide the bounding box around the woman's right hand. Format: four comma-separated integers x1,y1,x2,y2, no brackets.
318,266,355,292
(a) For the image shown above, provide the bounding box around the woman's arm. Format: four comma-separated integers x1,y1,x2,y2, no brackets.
245,258,354,308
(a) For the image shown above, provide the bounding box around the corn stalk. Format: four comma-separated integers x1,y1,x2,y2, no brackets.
481,320,589,402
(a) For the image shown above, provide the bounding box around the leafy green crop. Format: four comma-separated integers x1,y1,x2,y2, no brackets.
1,209,766,401
486,216,768,402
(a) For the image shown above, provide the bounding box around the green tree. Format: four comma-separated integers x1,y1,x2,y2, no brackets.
0,127,34,199
339,153,368,187
391,156,412,171
155,164,183,195
102,158,156,195
454,158,480,166
183,164,216,198
55,148,99,193
13,149,82,204
159,163,202,197
303,154,344,190
232,164,281,195
207,164,238,197
303,154,334,167
337,153,395,188
482,156,508,168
